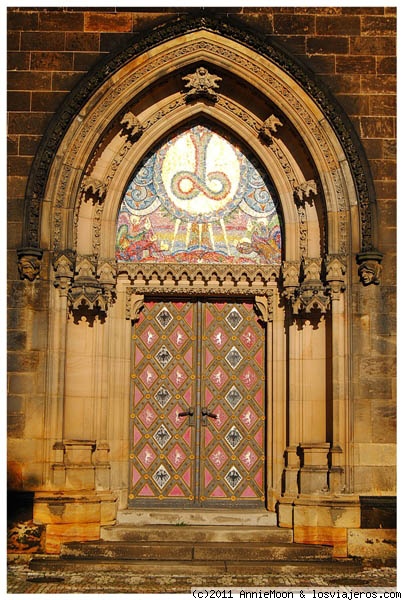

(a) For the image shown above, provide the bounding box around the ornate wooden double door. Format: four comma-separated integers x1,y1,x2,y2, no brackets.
129,298,266,507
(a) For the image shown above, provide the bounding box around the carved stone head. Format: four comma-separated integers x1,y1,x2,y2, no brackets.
358,261,382,286
17,248,43,281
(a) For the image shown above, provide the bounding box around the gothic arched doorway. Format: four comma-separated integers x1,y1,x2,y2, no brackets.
18,19,383,552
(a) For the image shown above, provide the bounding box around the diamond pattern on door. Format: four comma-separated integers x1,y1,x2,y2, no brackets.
129,301,197,505
129,299,265,507
200,301,265,505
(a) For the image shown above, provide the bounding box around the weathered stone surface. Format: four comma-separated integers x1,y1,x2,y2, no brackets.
294,525,347,558
45,523,100,554
348,529,396,559
293,503,360,529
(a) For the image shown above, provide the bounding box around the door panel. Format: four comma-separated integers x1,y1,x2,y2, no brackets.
129,299,265,507
200,301,265,505
129,300,198,505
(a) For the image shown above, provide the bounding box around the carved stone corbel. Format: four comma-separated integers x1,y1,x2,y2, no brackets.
259,115,283,145
17,247,43,281
68,256,116,316
356,250,383,286
120,111,143,142
254,292,274,323
126,289,145,321
182,66,222,103
53,254,117,319
97,260,117,305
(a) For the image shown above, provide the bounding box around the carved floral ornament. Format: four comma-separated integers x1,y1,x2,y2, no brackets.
182,66,222,102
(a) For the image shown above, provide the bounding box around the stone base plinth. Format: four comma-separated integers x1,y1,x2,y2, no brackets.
294,525,348,558
33,491,118,554
278,495,361,557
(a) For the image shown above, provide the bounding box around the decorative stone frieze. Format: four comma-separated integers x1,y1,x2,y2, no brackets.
259,115,283,145
356,250,383,286
17,247,43,281
182,66,222,102
120,262,279,299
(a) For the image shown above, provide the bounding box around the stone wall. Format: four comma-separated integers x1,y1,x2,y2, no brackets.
7,7,396,499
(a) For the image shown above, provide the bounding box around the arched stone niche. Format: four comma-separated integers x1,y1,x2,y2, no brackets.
21,19,382,553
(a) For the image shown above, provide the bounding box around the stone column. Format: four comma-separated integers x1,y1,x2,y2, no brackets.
326,255,347,493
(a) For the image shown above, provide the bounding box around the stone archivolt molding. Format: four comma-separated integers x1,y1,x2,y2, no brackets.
19,21,381,291
77,94,318,264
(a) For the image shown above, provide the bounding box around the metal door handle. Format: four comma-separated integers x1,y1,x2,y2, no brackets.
178,408,194,417
201,407,218,420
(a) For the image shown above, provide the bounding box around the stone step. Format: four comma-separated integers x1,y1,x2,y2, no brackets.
59,540,333,562
101,524,293,544
116,508,277,527
29,557,359,577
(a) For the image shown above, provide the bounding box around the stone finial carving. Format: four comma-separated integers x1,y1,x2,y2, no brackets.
182,66,222,102
17,247,43,281
81,176,107,203
356,250,383,286
325,255,346,300
120,112,143,142
293,179,317,204
259,115,283,145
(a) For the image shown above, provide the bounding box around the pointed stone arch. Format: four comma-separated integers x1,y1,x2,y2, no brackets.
19,17,386,553
21,17,379,262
